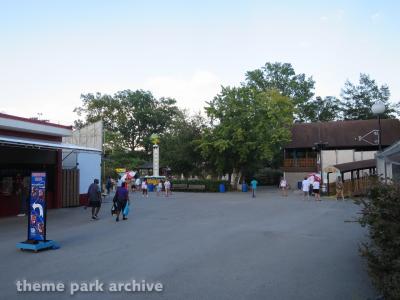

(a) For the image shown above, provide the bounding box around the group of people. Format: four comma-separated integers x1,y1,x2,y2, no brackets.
277,175,346,202
131,178,172,198
300,177,321,201
300,176,345,201
89,175,347,221
87,177,173,222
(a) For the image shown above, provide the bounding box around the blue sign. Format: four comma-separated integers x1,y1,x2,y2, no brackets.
28,172,46,241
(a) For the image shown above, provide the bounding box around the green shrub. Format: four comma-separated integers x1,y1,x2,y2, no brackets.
356,181,400,300
252,168,282,186
171,179,230,192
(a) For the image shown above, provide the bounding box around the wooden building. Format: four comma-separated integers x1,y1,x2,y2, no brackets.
282,119,400,191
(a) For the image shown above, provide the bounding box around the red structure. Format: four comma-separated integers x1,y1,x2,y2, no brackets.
0,113,72,217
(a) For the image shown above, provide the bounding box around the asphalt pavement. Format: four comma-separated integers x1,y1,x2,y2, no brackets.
0,188,377,300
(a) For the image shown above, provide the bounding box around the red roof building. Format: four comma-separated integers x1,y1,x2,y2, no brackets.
0,113,100,217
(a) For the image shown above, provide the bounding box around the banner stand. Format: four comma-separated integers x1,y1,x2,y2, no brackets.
16,240,59,252
16,172,60,252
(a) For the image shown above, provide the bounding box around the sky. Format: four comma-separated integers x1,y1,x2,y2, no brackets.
0,0,399,125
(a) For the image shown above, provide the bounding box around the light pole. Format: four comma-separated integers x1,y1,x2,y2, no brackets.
371,100,385,152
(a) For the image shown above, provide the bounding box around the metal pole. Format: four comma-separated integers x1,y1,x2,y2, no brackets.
378,115,382,152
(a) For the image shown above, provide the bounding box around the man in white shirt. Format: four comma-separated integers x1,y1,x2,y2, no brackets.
301,177,310,200
117,176,124,188
164,180,171,197
135,177,141,192
313,180,321,201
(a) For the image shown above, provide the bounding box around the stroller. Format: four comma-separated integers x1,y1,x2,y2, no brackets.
111,201,118,216
111,194,119,216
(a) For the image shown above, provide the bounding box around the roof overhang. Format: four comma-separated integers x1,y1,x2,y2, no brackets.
0,114,72,137
334,159,376,173
0,135,101,153
376,140,400,159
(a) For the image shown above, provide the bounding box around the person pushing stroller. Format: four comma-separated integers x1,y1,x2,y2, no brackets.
113,182,130,222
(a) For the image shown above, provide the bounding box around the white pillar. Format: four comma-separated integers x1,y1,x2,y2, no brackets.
153,145,159,177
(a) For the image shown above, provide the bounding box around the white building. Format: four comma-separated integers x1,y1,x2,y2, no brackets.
376,140,400,182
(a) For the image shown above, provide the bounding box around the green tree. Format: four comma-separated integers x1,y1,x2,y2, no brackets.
103,151,144,179
159,112,205,177
74,90,182,155
245,62,315,121
302,96,342,122
341,73,398,120
199,86,294,182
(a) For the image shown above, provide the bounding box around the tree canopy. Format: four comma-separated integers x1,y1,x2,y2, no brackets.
159,112,205,177
245,62,315,122
341,73,398,120
199,87,294,178
301,96,342,122
74,90,182,154
73,62,399,181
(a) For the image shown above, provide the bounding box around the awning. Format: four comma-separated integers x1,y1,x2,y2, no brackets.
334,159,376,173
376,140,400,159
0,135,102,153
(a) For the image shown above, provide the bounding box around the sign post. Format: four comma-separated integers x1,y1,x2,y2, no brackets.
150,134,160,177
17,172,59,252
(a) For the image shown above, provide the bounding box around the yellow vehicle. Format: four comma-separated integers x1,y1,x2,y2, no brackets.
142,175,166,186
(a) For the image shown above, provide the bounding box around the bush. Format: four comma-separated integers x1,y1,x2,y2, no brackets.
356,181,400,300
171,179,230,192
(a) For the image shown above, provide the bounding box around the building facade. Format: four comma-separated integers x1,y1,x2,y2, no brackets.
376,140,400,182
283,119,400,189
0,113,101,217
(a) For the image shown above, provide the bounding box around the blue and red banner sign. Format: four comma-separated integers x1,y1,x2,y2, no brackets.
28,172,46,241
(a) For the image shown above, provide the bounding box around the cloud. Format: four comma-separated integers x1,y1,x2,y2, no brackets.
319,16,328,22
335,9,345,20
299,41,311,49
371,12,381,23
319,9,344,23
143,71,221,114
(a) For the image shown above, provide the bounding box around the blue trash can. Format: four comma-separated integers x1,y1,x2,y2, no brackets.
242,183,248,192
219,183,225,193
148,184,154,192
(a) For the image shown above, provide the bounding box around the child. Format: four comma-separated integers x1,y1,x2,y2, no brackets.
313,180,321,201
164,179,171,197
250,178,258,198
141,180,148,198
279,177,288,197
156,181,163,196
302,177,310,200
336,176,344,201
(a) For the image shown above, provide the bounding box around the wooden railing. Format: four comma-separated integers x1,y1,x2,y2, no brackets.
328,176,372,197
283,158,317,168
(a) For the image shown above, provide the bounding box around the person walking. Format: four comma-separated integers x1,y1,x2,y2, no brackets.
114,182,130,222
87,179,102,220
141,179,148,198
313,180,321,201
336,176,345,201
156,181,163,196
106,176,113,195
117,175,123,188
250,178,258,198
164,179,171,197
135,177,141,192
302,177,310,200
279,177,288,197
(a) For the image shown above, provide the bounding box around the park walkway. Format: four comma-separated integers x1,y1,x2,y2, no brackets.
0,188,376,300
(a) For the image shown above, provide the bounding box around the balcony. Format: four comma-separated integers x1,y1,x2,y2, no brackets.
283,158,317,172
